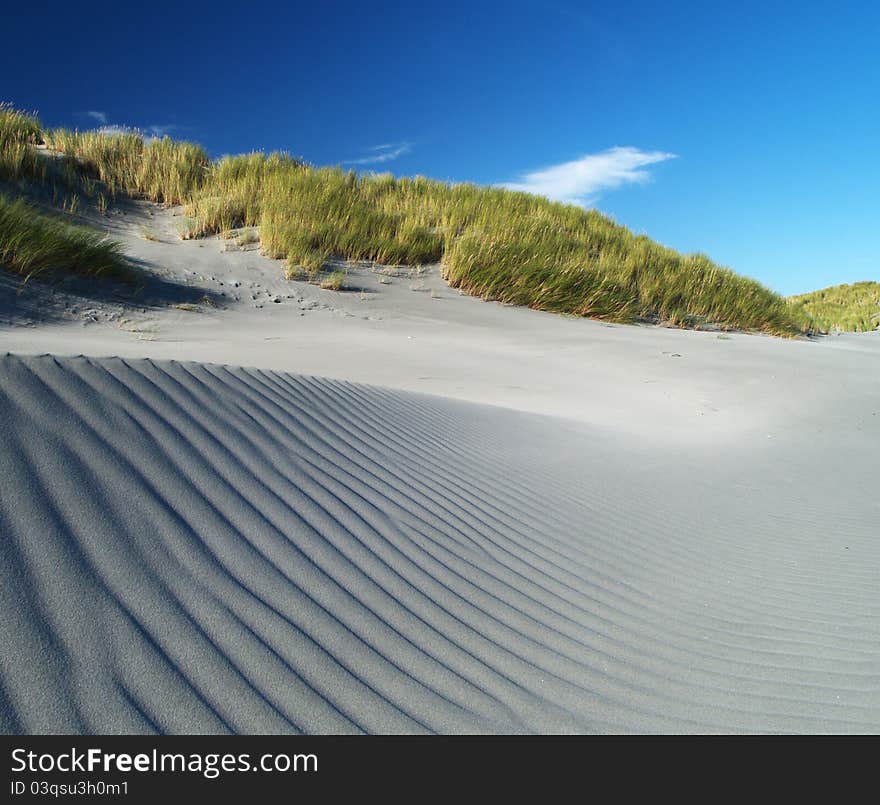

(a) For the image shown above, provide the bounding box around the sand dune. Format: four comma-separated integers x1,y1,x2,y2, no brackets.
1,354,877,733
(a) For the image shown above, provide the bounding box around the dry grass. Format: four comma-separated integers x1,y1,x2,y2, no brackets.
319,270,347,291
45,129,209,204
1,102,822,334
180,152,300,237
0,194,128,282
187,162,806,334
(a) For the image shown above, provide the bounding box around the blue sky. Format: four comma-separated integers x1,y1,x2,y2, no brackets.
3,0,878,294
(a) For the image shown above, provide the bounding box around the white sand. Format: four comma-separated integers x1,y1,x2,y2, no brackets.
0,201,878,733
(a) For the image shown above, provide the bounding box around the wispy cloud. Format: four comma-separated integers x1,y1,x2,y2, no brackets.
143,124,174,138
93,123,175,141
502,146,677,207
95,125,135,136
77,107,179,140
344,142,411,166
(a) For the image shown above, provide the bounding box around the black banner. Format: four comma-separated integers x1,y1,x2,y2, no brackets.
0,735,860,800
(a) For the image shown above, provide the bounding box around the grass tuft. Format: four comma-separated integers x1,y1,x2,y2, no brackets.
319,270,347,290
0,103,42,146
0,194,128,282
45,129,209,204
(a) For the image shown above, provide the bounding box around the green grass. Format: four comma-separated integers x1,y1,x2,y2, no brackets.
0,103,42,146
1,104,208,205
1,105,206,284
208,165,800,333
789,282,880,332
319,269,347,290
45,129,209,204
181,151,301,237
1,102,834,334
182,157,809,334
0,104,49,185
0,194,127,282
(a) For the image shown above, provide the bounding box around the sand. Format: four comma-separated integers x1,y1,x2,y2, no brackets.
0,200,878,733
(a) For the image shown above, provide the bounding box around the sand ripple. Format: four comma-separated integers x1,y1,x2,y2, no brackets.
0,355,877,733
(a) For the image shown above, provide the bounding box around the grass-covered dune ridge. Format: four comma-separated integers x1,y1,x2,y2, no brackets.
1,103,209,208
1,102,812,333
788,281,880,332
47,128,209,205
187,154,805,333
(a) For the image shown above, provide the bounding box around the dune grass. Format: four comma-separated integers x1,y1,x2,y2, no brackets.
1,105,203,284
189,164,801,333
181,151,301,237
0,103,42,146
0,194,127,282
45,129,209,204
0,104,50,185
319,270,348,291
1,105,208,210
1,102,818,334
789,282,880,332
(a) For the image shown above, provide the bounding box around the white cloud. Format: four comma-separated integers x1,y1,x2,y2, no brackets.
502,146,677,207
344,142,411,166
144,124,174,138
85,110,108,124
94,123,174,142
95,125,135,136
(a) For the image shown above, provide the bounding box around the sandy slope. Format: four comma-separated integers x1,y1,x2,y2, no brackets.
3,202,879,444
0,354,878,734
1,202,879,733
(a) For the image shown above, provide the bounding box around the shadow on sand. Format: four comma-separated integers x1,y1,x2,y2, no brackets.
0,256,225,328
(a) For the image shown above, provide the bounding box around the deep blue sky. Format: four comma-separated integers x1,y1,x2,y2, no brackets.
3,0,878,294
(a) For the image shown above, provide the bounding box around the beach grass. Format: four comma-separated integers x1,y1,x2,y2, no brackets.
0,102,840,334
0,194,128,282
180,151,301,237
319,269,347,290
0,104,51,185
0,103,42,146
45,128,209,204
207,164,801,333
789,282,880,332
